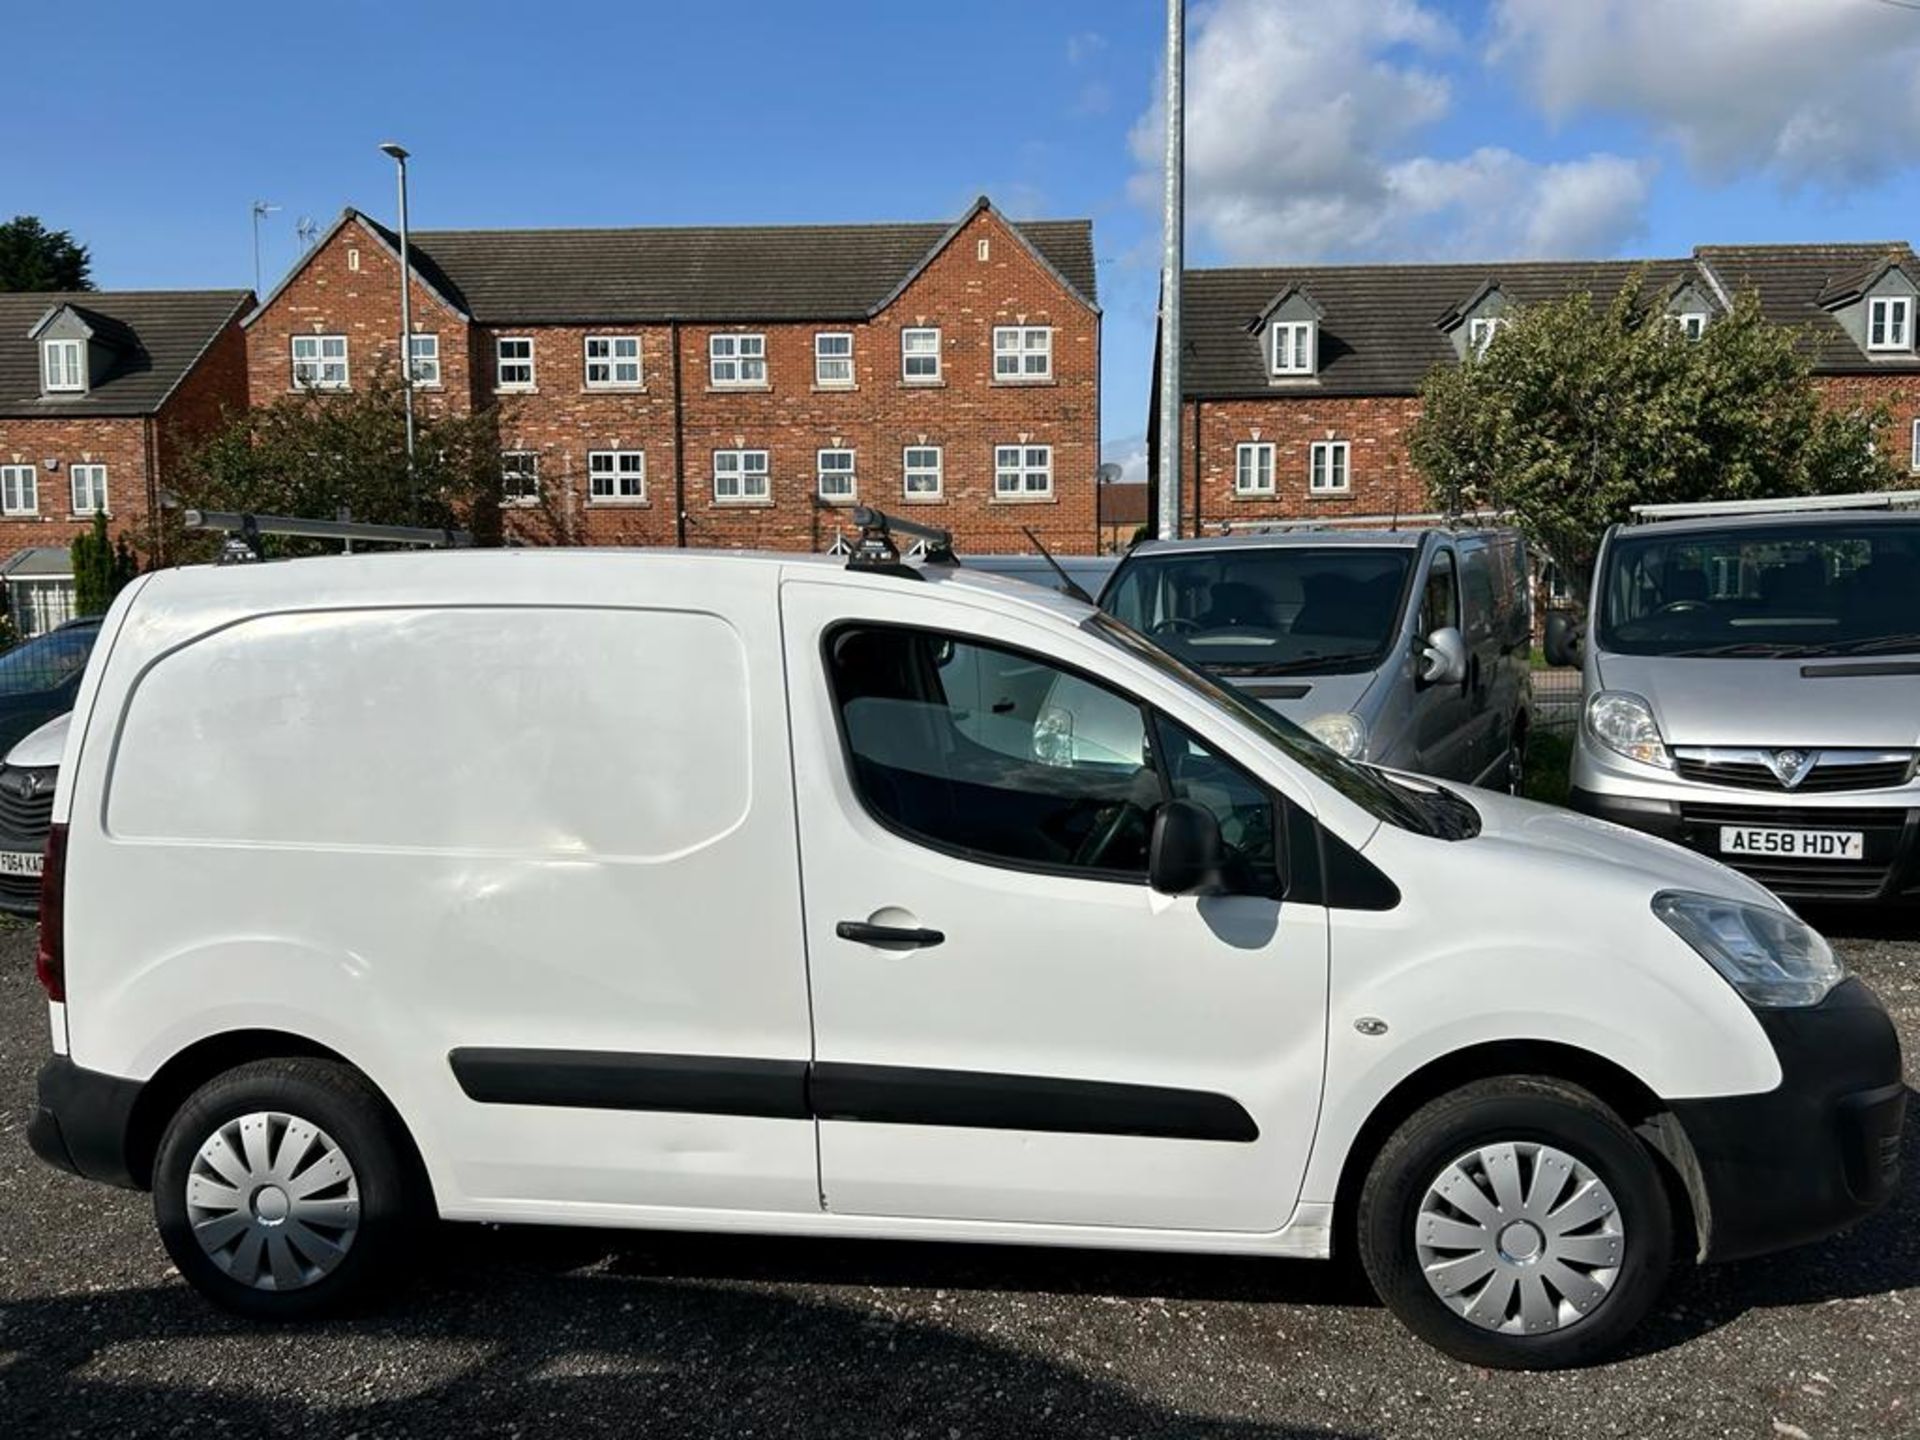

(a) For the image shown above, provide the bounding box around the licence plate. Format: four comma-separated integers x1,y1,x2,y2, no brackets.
0,850,42,877
1719,827,1864,861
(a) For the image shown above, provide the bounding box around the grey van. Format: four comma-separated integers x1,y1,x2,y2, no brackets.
1549,496,1920,904
1101,530,1532,788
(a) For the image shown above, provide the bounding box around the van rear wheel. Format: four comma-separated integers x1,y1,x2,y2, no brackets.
1356,1076,1672,1369
153,1057,423,1320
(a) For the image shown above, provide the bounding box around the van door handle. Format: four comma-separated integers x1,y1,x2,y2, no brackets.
835,920,946,948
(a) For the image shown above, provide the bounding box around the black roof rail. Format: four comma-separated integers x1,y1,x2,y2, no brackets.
842,505,956,578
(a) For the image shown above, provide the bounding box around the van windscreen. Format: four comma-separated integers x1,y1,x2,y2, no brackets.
1103,548,1413,676
1597,519,1920,658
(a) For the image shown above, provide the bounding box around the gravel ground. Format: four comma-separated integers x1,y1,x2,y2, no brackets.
1,914,1915,1439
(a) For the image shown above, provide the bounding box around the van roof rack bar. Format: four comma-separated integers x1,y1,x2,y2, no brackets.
184,509,473,551
1629,491,1920,522
844,506,955,575
1216,509,1510,535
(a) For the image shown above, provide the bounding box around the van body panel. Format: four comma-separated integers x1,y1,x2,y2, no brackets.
1594,651,1920,748
780,576,1331,1232
62,557,821,1216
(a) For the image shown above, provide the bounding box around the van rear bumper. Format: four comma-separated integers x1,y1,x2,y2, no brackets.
1658,978,1906,1264
27,1056,144,1190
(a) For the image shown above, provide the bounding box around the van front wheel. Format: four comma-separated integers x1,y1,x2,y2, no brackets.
153,1057,423,1320
1356,1077,1672,1369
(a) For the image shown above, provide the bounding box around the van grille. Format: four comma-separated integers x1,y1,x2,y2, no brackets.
1672,751,1915,794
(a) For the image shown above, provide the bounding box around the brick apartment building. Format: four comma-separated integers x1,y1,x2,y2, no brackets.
245,197,1102,554
0,289,253,633
1150,243,1920,535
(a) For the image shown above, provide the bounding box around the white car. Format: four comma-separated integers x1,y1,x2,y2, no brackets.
26,537,1903,1370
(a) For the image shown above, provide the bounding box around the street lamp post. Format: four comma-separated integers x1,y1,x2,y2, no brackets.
1155,0,1185,541
378,142,417,507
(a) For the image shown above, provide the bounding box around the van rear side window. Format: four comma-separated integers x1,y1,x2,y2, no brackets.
105,607,750,858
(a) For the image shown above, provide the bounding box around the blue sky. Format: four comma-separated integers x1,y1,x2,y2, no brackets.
9,0,1920,471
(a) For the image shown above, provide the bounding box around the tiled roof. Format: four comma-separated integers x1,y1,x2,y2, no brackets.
319,199,1098,326
0,290,253,418
1181,244,1920,400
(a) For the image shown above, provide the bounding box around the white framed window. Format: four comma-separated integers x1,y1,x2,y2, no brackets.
901,327,941,382
41,338,84,392
814,332,854,387
1309,440,1350,494
713,448,770,502
408,334,440,387
1671,311,1709,341
993,444,1053,498
496,337,535,390
1235,442,1275,496
993,326,1053,380
1270,321,1315,376
1467,316,1508,356
585,335,642,388
1911,418,1920,472
292,334,349,389
1868,296,1913,352
69,463,108,516
501,451,540,505
587,449,646,502
903,445,943,497
1,465,38,517
709,333,767,386
817,448,857,501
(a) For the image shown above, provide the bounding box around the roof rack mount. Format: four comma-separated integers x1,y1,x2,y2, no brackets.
844,506,955,577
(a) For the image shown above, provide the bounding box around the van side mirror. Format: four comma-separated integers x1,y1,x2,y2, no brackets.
1543,612,1584,669
1148,799,1226,897
1416,626,1469,688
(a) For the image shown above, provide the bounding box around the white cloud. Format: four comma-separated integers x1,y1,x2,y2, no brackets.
1102,434,1149,485
1133,0,1651,263
1491,0,1920,188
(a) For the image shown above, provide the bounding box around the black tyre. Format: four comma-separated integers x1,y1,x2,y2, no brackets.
1357,1076,1672,1369
153,1057,425,1320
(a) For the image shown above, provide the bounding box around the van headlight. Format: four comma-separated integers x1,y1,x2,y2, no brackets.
1586,690,1672,769
1306,711,1368,760
1652,891,1844,1007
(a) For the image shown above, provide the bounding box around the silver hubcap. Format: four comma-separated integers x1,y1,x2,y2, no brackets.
186,1111,360,1291
1415,1141,1625,1335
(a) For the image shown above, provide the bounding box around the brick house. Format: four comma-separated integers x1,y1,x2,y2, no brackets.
0,289,253,632
245,197,1102,554
1150,244,1920,535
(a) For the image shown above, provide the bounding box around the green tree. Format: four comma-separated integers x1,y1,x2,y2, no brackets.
71,511,139,615
0,216,92,292
1409,282,1902,593
169,365,506,557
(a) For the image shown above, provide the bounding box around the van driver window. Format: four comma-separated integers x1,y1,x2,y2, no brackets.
1153,716,1283,898
827,626,1159,878
1421,551,1458,634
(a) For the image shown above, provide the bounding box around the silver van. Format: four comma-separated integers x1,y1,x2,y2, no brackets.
1548,494,1920,905
1101,529,1532,788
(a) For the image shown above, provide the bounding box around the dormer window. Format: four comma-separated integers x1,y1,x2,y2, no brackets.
1467,316,1508,356
1868,296,1912,352
1672,311,1709,340
1270,320,1315,376
41,338,84,393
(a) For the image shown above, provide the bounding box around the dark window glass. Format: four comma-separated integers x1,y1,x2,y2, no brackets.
1154,716,1283,897
0,624,95,695
827,626,1159,878
1420,551,1458,634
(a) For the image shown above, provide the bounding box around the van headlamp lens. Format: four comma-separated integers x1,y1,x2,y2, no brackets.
1305,711,1368,760
1652,891,1843,1007
1586,690,1672,769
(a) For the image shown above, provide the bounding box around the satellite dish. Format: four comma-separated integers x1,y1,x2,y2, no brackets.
1097,463,1124,485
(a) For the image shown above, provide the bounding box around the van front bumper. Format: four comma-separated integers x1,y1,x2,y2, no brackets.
1658,978,1906,1264
26,1056,144,1189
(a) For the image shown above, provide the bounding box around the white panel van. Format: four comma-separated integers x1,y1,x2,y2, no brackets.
27,545,1903,1369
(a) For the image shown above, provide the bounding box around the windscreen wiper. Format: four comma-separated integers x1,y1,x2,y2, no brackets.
1665,641,1825,658
1812,632,1920,657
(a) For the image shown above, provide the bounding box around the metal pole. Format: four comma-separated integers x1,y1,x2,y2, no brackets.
1155,0,1185,541
392,153,417,484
